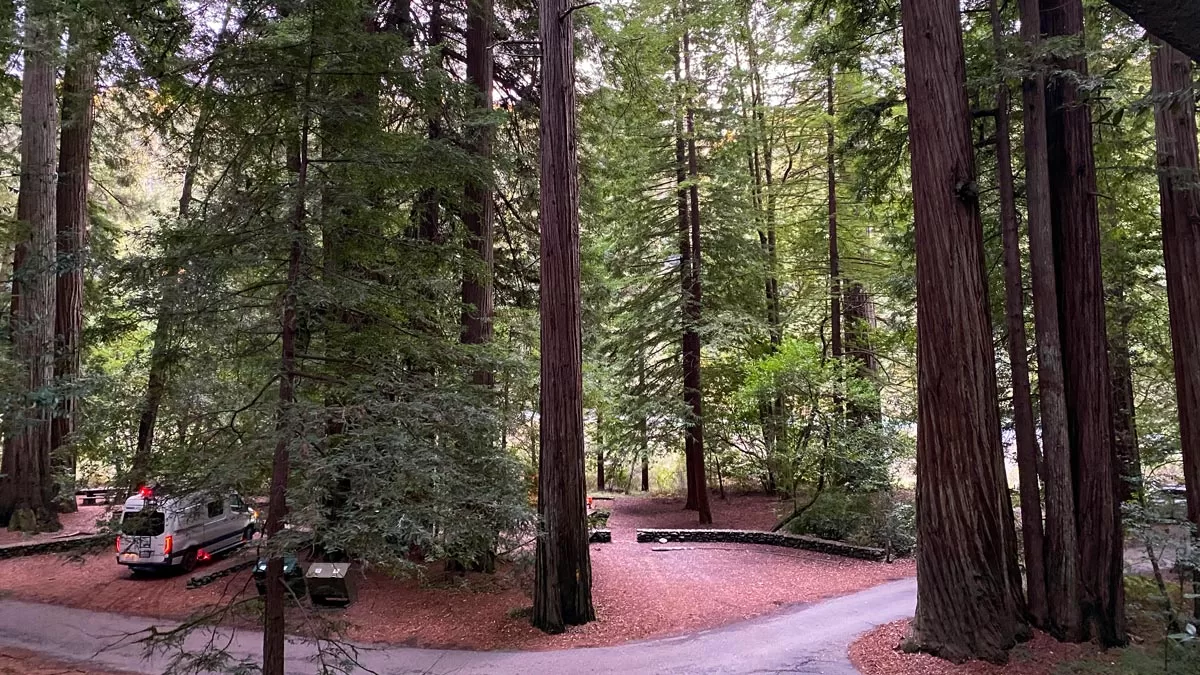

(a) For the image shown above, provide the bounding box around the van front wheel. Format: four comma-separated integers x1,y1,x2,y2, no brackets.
180,548,198,573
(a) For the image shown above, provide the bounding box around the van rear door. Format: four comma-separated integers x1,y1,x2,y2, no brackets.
119,510,165,562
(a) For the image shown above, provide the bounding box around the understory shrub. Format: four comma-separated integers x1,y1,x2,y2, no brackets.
785,489,915,556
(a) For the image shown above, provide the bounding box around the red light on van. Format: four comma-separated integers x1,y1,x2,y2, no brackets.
163,535,173,556
115,535,121,552
138,486,153,498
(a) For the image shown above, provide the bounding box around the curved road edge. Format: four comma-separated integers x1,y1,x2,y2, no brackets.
0,577,916,674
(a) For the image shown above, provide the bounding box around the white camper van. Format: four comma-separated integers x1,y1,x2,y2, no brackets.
116,487,257,573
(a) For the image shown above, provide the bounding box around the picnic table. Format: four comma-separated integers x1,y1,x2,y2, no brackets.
76,487,120,505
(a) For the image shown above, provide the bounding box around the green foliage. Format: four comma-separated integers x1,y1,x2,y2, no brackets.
785,489,915,555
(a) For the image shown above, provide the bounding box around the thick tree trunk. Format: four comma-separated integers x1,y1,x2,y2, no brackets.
263,84,309,675
992,0,1047,628
899,0,1026,661
682,29,711,525
1041,0,1126,646
51,33,98,512
532,0,595,633
461,0,495,387
0,0,61,533
1018,0,1082,641
1151,39,1200,620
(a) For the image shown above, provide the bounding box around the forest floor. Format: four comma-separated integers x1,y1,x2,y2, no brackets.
0,491,915,651
0,502,111,548
849,620,1122,675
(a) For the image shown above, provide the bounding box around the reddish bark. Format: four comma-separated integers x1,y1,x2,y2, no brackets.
532,0,595,632
992,0,1047,628
460,0,495,386
1019,0,1081,640
1151,39,1200,619
0,0,61,533
1041,0,1126,646
899,0,1026,661
51,35,98,508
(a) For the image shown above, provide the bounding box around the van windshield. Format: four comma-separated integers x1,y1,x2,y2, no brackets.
121,510,165,536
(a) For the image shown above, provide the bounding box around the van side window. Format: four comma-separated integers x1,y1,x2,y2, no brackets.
207,500,223,518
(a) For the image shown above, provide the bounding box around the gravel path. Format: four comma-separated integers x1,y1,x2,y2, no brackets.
0,578,917,674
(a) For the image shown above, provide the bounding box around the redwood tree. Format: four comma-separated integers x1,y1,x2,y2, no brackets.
532,0,596,632
900,0,1025,661
51,29,99,509
1042,0,1126,645
1151,38,1200,619
1019,0,1081,640
681,28,711,525
0,0,62,533
460,0,495,386
992,0,1046,627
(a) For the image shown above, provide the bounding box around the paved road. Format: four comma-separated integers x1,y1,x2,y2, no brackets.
0,578,916,674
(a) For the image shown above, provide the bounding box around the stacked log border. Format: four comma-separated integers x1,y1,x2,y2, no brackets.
588,529,611,543
636,528,885,561
0,532,113,560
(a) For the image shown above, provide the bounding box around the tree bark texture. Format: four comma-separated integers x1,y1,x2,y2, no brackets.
50,33,98,509
532,0,595,633
460,0,495,387
900,0,1026,661
1041,0,1126,646
0,0,61,532
992,0,1047,628
682,29,711,525
1018,0,1082,640
1108,286,1142,502
1150,38,1200,619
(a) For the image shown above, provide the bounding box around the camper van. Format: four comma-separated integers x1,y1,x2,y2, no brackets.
116,487,257,573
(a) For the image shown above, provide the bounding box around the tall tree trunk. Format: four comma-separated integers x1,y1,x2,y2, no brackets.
827,69,842,369
992,0,1047,628
674,45,698,513
263,61,310,675
1108,285,1142,502
51,30,98,513
532,0,595,633
461,0,495,386
899,0,1026,661
682,28,711,525
0,0,61,533
1019,0,1081,641
1041,0,1126,646
1151,38,1200,620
